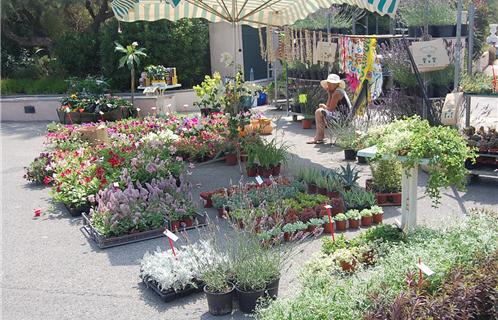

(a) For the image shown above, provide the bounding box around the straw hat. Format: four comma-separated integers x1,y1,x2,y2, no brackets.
320,74,346,90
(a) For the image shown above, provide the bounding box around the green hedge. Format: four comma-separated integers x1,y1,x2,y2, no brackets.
1,77,67,95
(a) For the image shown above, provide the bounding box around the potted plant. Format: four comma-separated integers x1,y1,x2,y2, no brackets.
343,188,376,211
202,265,234,316
332,248,358,272
337,129,357,160
326,174,343,198
360,209,373,227
370,205,384,224
224,141,238,166
368,159,402,206
308,218,324,233
316,176,328,195
304,168,320,194
336,163,360,191
322,215,335,233
300,85,324,129
334,213,348,231
346,209,361,229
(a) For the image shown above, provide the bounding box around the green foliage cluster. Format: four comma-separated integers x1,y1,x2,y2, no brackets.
257,210,498,319
1,77,67,95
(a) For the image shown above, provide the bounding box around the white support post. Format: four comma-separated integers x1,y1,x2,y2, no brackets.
407,165,419,231
400,168,409,228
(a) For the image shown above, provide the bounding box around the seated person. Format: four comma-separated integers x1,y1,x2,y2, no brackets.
307,74,350,144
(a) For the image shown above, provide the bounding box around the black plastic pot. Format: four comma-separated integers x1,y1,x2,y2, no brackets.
204,284,234,316
236,286,265,313
357,156,367,164
265,278,280,299
429,25,455,37
408,26,424,38
291,104,302,113
344,149,357,161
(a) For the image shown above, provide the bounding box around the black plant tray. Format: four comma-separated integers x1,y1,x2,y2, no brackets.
63,203,91,217
81,213,167,249
81,212,208,249
142,277,204,302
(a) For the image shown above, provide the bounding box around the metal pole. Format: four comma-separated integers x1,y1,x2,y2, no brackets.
453,0,464,91
465,4,475,127
352,11,356,35
376,15,379,35
424,0,429,35
327,11,331,73
285,60,289,115
365,14,369,35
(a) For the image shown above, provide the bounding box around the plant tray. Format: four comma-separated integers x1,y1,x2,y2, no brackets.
63,203,91,217
375,193,402,206
81,212,208,249
81,213,167,249
142,277,203,302
166,212,208,231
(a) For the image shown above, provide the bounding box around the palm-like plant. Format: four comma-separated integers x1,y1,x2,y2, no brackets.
114,42,147,107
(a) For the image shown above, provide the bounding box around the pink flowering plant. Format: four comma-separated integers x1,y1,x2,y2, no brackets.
89,174,196,237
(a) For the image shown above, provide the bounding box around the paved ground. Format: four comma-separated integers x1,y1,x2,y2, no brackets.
1,113,497,320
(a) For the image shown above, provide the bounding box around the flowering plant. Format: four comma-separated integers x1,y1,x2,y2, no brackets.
89,175,194,237
24,152,54,184
193,72,225,111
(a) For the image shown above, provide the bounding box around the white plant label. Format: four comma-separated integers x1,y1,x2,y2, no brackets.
163,229,178,242
324,205,332,209
417,262,434,276
255,176,264,185
113,182,119,187
99,111,104,115
151,107,156,110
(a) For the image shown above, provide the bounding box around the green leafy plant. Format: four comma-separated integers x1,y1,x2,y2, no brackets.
343,188,376,210
360,208,372,217
202,264,232,293
346,209,361,220
334,213,347,222
370,159,402,193
336,163,360,190
373,116,476,206
460,72,495,94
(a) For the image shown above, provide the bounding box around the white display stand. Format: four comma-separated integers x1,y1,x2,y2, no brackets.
357,146,429,232
138,84,182,114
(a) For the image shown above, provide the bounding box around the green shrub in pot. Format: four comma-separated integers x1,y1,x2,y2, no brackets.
370,159,402,193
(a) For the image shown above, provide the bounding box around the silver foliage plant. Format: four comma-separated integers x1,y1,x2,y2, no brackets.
140,240,229,292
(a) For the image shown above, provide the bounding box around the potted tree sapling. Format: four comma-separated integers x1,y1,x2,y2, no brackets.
333,213,348,231
346,209,361,229
370,205,384,224
202,265,234,316
360,208,373,227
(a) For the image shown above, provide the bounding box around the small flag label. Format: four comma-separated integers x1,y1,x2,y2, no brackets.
163,229,178,242
417,262,434,276
255,176,264,185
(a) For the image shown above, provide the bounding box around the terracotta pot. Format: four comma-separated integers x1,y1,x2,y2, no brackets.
323,220,334,233
247,166,258,177
204,198,213,208
170,220,180,231
225,153,238,166
182,218,193,227
340,260,356,272
373,213,383,224
335,220,347,231
327,191,341,198
348,219,360,229
317,187,327,195
240,154,248,162
375,192,402,206
361,216,373,227
272,164,281,176
307,184,317,194
302,118,313,129
284,232,293,242
260,167,273,178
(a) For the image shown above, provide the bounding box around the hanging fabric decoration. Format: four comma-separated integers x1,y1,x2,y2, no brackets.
267,26,274,62
312,31,317,64
353,38,377,115
258,25,267,60
299,29,304,63
305,29,312,64
370,54,383,100
318,31,324,66
338,36,353,74
285,27,292,61
291,29,296,61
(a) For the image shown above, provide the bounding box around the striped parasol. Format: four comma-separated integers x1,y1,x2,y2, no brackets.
111,0,400,26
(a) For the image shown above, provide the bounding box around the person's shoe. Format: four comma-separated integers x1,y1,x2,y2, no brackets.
306,140,324,144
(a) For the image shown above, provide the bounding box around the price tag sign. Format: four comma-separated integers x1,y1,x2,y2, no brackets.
324,205,332,209
417,262,434,276
255,176,264,185
163,229,179,242
113,182,119,188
